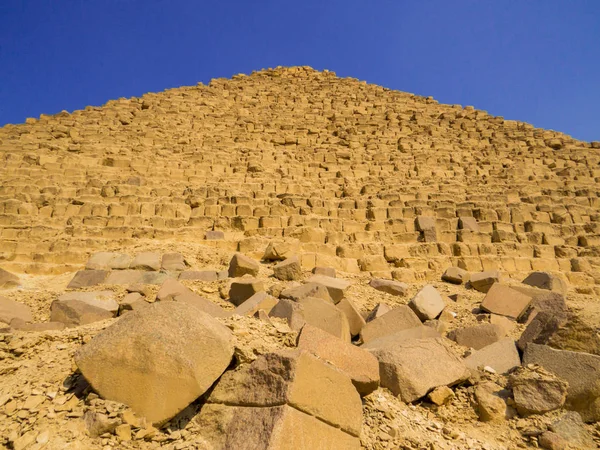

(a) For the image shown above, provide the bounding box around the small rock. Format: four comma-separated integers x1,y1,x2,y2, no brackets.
273,256,302,281
369,278,408,296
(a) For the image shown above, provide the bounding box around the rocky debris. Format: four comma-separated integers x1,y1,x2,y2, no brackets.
179,269,223,281
469,270,501,293
538,431,569,450
270,296,350,341
156,279,229,317
335,297,366,337
360,305,422,343
229,278,265,306
450,323,505,350
306,274,351,303
228,253,260,277
0,268,20,289
464,337,521,374
441,267,469,285
66,270,109,289
312,266,336,277
262,241,298,261
473,381,513,422
489,314,515,334
9,318,65,331
523,343,600,422
427,385,455,405
196,350,362,447
480,283,532,320
0,297,33,323
75,301,234,424
160,252,187,271
408,285,445,321
368,278,408,296
509,366,568,416
57,291,119,315
233,291,278,316
130,252,162,271
272,256,302,281
84,410,120,437
523,271,568,295
365,326,441,345
364,337,469,402
548,411,596,449
365,303,391,322
86,252,132,270
280,282,332,303
297,324,380,396
50,299,113,327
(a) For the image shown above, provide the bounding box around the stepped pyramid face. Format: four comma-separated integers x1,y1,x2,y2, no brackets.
1,66,599,288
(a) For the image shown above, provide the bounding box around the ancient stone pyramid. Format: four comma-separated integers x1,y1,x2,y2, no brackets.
1,66,599,293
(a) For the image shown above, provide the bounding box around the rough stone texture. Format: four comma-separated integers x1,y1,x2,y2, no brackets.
441,267,469,285
58,291,119,315
368,278,408,296
464,338,521,374
161,253,186,271
408,285,445,321
549,411,596,449
365,337,470,403
273,256,302,281
335,297,366,337
480,283,532,320
469,271,501,293
178,270,219,281
75,302,234,425
365,303,392,322
538,431,569,450
522,271,568,295
118,292,149,315
9,319,66,332
427,386,455,406
362,326,441,347
195,404,360,450
229,278,265,306
86,252,132,271
523,344,600,422
104,270,145,285
306,274,351,304
360,305,422,343
262,241,298,262
233,291,279,316
297,324,380,396
67,270,109,289
474,382,513,422
206,350,362,437
0,268,21,289
156,279,229,317
280,282,332,303
509,367,568,416
129,252,162,271
228,253,260,277
312,266,336,277
0,297,33,324
50,300,113,327
450,323,505,350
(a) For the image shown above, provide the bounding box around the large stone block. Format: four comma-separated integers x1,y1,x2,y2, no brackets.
0,297,33,324
480,283,532,320
156,279,229,318
408,285,445,321
360,305,422,343
229,253,260,277
306,274,351,304
464,338,521,374
75,302,233,425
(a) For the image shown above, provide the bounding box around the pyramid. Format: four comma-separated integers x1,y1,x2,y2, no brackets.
1,66,598,291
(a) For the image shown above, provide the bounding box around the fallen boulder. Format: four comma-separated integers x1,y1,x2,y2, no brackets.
450,323,505,350
66,270,109,289
360,306,422,343
441,267,469,285
75,301,234,425
480,283,532,320
228,253,260,277
57,291,119,316
156,279,229,318
368,278,408,296
464,338,521,374
469,270,501,293
306,274,351,303
50,300,113,327
273,256,302,281
408,285,445,321
522,271,568,295
0,297,33,324
509,366,568,416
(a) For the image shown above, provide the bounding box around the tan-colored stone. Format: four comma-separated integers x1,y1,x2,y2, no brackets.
481,283,532,320
360,306,422,343
156,279,229,317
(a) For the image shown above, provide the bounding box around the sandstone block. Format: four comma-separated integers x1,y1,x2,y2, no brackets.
9,319,65,332
50,300,113,327
86,252,132,270
161,253,186,271
75,302,233,425
450,323,505,350
360,305,422,343
104,269,145,285
233,291,278,316
229,278,265,306
178,270,219,281
0,297,33,324
366,337,469,403
228,253,260,277
273,256,302,281
523,344,600,422
312,266,336,277
368,278,408,296
523,271,568,295
481,283,532,320
408,285,445,321
441,267,469,284
262,241,298,261
58,291,119,315
306,274,351,303
335,297,366,336
357,255,388,272
297,324,379,396
280,282,332,303
206,350,362,436
464,338,521,374
156,279,229,317
67,270,108,289
0,268,20,289
469,270,501,293
474,381,512,422
130,252,161,271
509,367,568,416
365,303,391,322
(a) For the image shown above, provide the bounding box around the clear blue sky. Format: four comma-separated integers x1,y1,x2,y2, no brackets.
1,0,598,141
